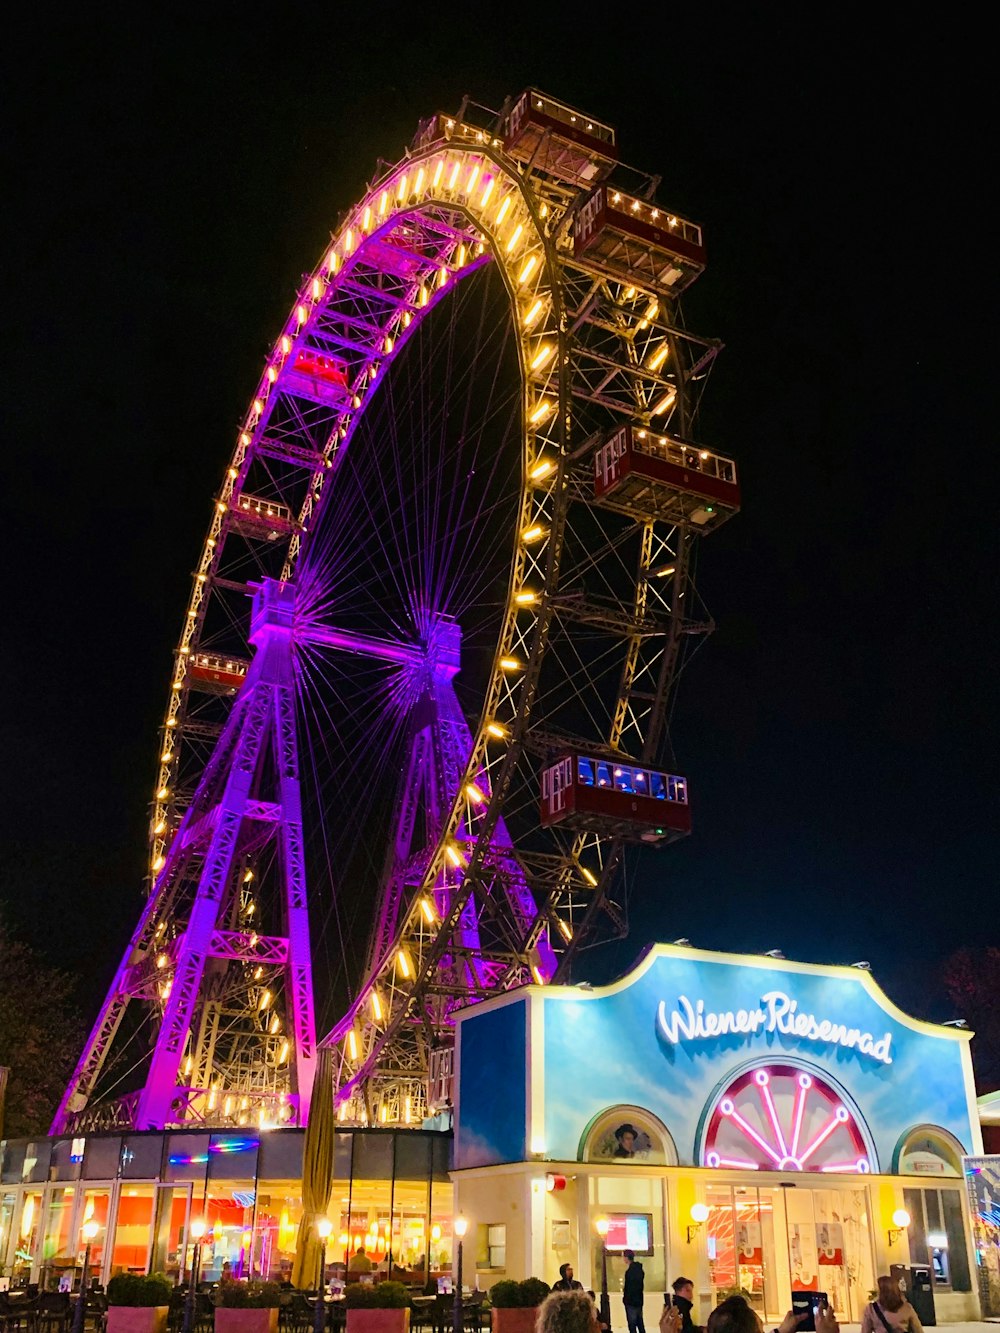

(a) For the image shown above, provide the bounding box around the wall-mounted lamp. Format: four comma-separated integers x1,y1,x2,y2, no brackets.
687,1202,709,1243
888,1208,910,1245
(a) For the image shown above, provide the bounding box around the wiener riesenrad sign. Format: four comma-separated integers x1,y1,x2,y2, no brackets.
656,989,894,1066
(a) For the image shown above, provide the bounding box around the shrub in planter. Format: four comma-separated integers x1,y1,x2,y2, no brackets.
345,1281,411,1333
106,1273,173,1333
488,1282,522,1309
214,1280,281,1333
518,1280,551,1309
490,1278,548,1333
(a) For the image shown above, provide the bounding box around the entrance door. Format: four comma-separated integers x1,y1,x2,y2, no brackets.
705,1184,778,1319
706,1183,874,1322
151,1184,192,1283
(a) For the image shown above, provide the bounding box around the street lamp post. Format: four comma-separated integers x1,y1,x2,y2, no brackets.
452,1215,468,1333
182,1219,207,1333
314,1218,334,1333
71,1220,100,1333
595,1218,611,1332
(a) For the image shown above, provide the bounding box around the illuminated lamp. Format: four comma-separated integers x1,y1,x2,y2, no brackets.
888,1208,910,1245
687,1202,709,1243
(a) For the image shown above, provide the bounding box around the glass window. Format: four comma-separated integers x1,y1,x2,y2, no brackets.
202,1178,256,1281
394,1135,430,1184
942,1189,971,1292
22,1141,52,1183
41,1186,76,1279
352,1134,393,1181
13,1189,44,1279
150,1184,191,1283
577,758,594,786
82,1137,121,1180
0,1190,17,1270
596,763,611,788
79,1188,112,1276
208,1134,260,1181
165,1134,210,1183
257,1129,304,1182
431,1135,451,1182
904,1187,971,1292
335,1132,353,1181
2,1142,26,1184
121,1135,164,1180
48,1140,83,1182
254,1179,302,1283
487,1224,506,1270
112,1185,155,1277
429,1180,453,1278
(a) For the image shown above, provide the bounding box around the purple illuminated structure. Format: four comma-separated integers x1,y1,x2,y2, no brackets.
54,582,317,1132
57,90,731,1130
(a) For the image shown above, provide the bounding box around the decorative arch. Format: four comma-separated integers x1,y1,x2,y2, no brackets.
697,1059,878,1174
580,1103,677,1164
893,1123,965,1177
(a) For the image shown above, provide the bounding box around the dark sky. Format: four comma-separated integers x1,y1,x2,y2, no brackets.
3,11,995,1036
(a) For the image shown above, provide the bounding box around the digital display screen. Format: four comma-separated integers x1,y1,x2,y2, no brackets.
604,1213,653,1255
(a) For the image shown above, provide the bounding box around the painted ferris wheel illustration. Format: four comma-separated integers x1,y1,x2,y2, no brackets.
702,1065,873,1173
54,90,740,1134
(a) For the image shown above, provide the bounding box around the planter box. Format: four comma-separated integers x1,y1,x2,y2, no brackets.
492,1308,540,1333
107,1309,169,1333
347,1308,411,1333
215,1309,279,1333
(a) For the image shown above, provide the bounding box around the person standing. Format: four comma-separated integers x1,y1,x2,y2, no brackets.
669,1278,698,1333
860,1276,924,1333
622,1250,645,1333
553,1264,583,1291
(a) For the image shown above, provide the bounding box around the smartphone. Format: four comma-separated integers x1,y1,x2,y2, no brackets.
791,1291,827,1331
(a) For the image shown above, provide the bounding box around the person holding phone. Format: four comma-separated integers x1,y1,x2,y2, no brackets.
667,1278,699,1333
702,1293,839,1333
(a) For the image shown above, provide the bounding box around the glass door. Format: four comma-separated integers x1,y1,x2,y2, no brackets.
706,1184,779,1319
151,1183,192,1284
781,1187,874,1322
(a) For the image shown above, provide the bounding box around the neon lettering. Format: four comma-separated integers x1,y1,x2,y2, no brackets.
656,989,893,1066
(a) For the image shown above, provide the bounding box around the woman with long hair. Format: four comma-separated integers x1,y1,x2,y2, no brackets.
860,1276,924,1333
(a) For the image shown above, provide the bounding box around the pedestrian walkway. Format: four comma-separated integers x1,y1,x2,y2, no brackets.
837,1324,1000,1333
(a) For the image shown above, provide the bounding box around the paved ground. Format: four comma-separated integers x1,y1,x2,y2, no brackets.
836,1325,1000,1331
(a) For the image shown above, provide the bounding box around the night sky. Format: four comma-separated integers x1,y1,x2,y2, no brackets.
3,12,995,1039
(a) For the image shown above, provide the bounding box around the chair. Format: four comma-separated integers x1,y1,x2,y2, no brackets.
37,1292,73,1332
0,1292,38,1332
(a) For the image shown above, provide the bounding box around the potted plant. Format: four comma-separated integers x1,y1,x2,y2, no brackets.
489,1278,549,1333
106,1273,173,1333
345,1280,411,1333
214,1278,282,1333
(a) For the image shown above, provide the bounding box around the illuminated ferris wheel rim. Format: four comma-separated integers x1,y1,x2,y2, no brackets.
151,129,568,868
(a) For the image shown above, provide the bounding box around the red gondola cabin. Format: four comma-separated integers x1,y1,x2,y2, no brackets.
503,90,618,187
574,187,706,294
594,422,740,532
540,753,691,844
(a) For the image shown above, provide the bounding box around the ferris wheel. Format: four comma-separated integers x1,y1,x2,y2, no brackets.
53,91,739,1135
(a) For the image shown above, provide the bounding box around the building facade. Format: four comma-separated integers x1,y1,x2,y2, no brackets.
0,1128,453,1290
453,944,984,1322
